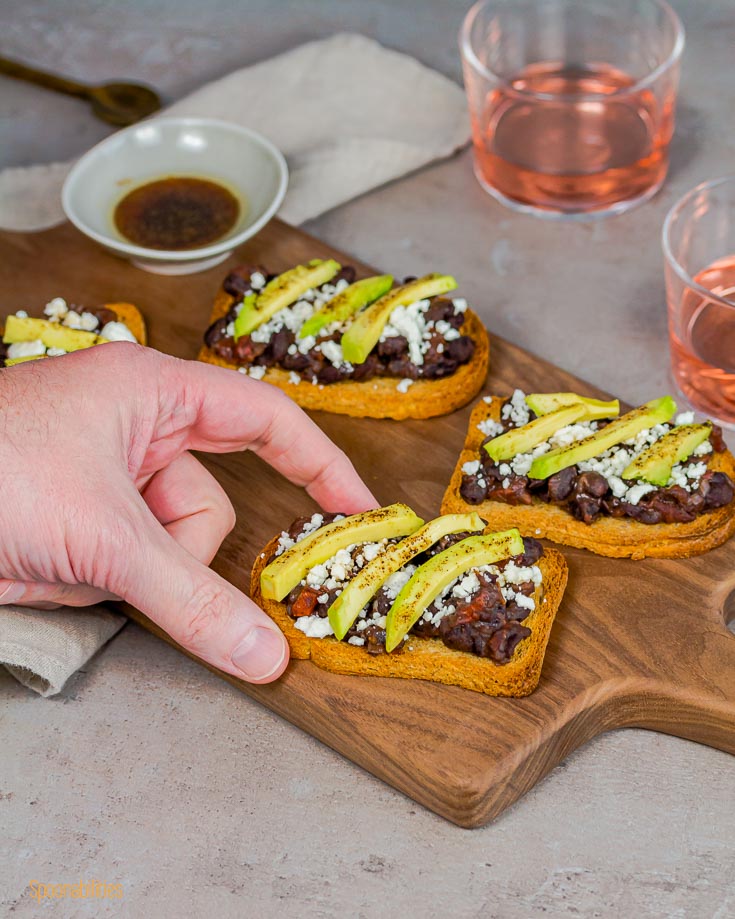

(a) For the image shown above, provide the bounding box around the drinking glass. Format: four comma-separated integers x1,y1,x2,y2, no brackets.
663,176,735,429
460,0,684,218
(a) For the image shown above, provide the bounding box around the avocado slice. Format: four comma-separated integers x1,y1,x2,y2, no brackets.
622,422,712,486
525,392,619,420
233,259,341,338
5,354,48,366
384,529,525,653
340,273,457,365
298,275,394,340
528,396,677,480
485,403,591,463
260,504,424,602
3,315,107,351
232,292,257,341
328,512,485,640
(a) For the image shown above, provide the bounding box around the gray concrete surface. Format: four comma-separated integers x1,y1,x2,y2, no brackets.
1,1,735,916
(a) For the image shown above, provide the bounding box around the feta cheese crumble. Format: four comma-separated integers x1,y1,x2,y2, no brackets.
7,339,45,359
99,321,137,342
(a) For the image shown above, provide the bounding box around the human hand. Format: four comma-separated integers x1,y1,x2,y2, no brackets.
0,344,377,682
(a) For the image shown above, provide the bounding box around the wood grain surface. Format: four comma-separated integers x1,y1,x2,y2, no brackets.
1,220,734,828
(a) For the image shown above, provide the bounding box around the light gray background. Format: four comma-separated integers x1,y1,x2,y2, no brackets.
2,1,734,917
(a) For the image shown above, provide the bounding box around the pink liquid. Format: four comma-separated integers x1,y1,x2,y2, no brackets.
669,255,735,426
472,61,673,213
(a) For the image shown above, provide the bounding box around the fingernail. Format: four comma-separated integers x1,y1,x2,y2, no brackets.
231,627,287,681
0,582,26,604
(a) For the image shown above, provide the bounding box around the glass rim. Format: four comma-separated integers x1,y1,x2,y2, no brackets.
662,175,735,313
459,0,685,103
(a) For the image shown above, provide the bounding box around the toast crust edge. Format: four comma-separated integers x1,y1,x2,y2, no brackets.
250,536,568,697
197,285,490,420
440,397,735,560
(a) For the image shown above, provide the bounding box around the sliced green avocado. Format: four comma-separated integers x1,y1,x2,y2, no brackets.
260,503,424,602
528,396,677,480
384,529,525,653
340,273,457,365
328,512,485,640
525,392,619,420
622,422,712,486
485,403,590,463
233,259,341,338
298,275,394,339
5,354,48,366
3,315,106,351
232,292,257,341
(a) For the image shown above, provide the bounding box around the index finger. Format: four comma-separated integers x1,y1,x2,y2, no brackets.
151,357,378,514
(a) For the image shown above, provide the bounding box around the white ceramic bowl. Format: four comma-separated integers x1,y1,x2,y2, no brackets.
61,117,288,275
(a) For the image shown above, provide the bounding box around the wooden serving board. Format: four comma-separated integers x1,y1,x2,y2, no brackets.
2,220,734,828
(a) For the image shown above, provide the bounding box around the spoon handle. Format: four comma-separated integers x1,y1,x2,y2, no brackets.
0,56,90,98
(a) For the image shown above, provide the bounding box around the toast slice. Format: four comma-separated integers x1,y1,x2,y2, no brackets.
1,301,147,355
441,396,735,559
251,536,568,697
198,279,490,420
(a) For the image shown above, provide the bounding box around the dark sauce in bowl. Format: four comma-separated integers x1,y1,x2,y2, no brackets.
114,176,241,250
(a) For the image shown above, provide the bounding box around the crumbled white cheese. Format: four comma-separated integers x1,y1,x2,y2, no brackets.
226,321,235,338
548,422,598,449
316,339,352,370
502,389,531,427
675,411,695,425
694,440,713,456
63,309,98,331
100,321,136,342
274,512,326,556
513,593,535,611
46,347,67,357
462,460,481,476
477,418,504,438
383,566,416,600
7,339,45,358
347,636,365,646
396,378,413,393
294,616,335,639
452,297,468,313
380,299,430,366
625,483,657,505
502,561,542,586
362,543,382,563
14,309,28,318
288,372,301,385
44,297,68,320
453,572,480,598
250,271,266,290
247,365,266,380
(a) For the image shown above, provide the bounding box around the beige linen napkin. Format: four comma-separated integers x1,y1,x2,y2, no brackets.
0,33,470,695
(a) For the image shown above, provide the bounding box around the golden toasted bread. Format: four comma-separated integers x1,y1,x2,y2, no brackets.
251,536,568,697
441,397,735,559
198,283,490,420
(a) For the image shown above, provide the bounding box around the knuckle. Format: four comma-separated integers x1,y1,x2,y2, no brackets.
178,579,234,652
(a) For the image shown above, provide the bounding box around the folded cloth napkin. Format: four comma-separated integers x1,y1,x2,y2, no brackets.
0,33,470,695
0,606,125,697
0,32,469,231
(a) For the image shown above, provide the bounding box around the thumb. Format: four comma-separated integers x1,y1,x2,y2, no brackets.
102,500,289,684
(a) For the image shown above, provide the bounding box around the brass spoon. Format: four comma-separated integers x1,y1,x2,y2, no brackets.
0,55,161,126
